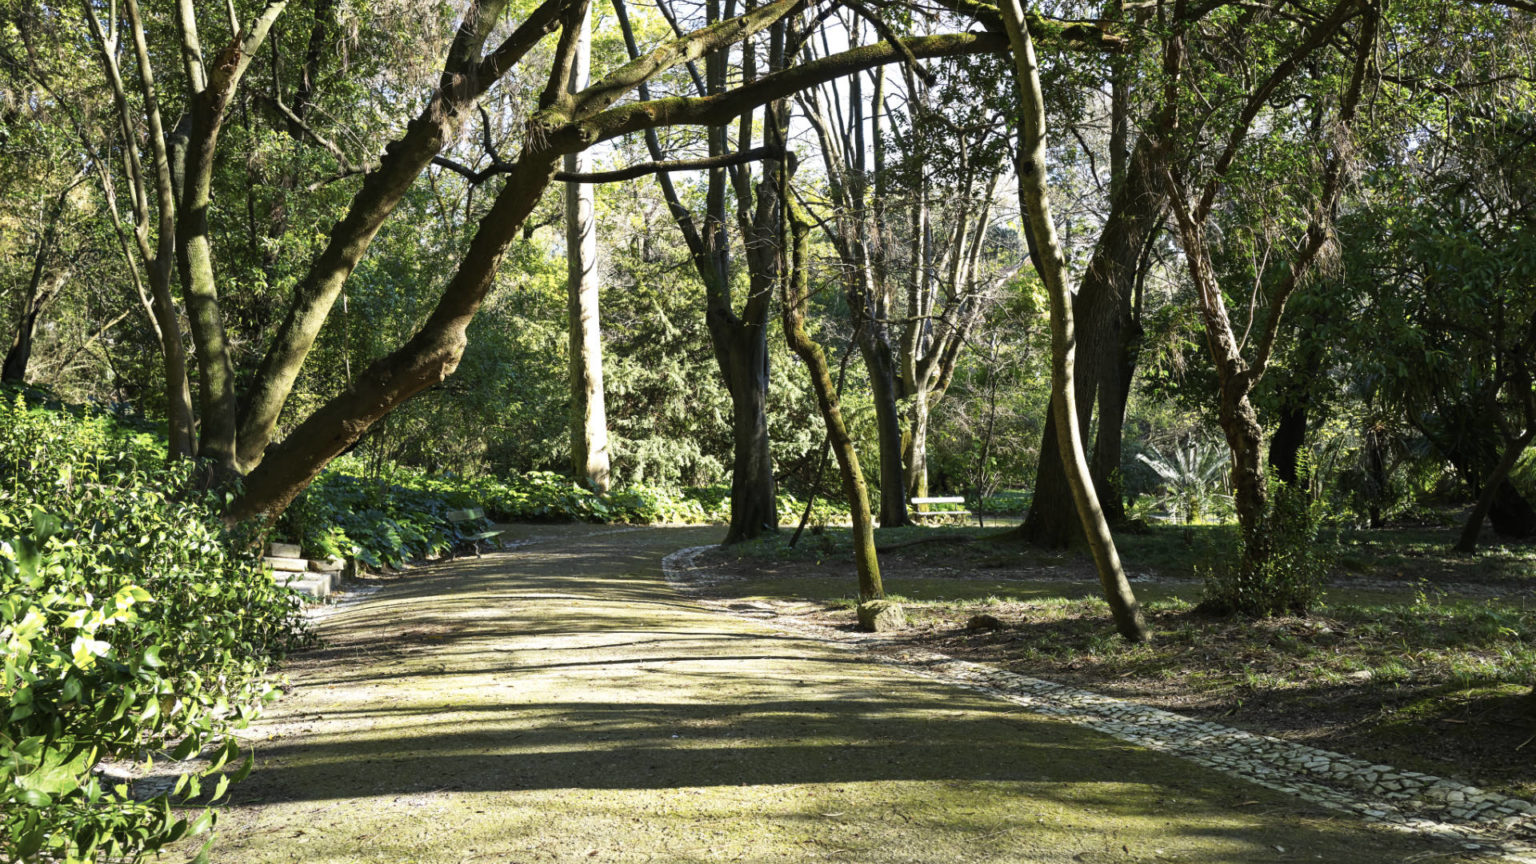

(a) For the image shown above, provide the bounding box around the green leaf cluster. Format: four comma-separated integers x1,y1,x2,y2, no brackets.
0,394,304,863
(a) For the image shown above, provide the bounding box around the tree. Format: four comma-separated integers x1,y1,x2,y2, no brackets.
1014,1,1169,547
565,1,611,492
799,53,912,527
998,0,1148,642
782,176,884,600
2,172,84,384
1158,0,1378,596
229,0,1104,524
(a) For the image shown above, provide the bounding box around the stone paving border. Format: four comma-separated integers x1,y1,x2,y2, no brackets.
663,544,1536,863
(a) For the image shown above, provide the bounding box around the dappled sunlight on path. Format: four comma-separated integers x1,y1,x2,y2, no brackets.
213,526,1482,863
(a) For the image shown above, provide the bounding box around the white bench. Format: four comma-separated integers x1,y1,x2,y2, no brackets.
911,496,977,525
446,507,505,557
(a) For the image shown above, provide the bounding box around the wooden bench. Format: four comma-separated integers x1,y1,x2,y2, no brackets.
446,507,505,558
911,496,979,525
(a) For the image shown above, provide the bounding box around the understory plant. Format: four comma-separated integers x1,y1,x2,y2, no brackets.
0,394,306,863
1199,474,1333,617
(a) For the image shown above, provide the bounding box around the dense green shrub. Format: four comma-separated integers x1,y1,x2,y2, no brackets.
277,460,854,568
0,395,306,863
1199,476,1333,617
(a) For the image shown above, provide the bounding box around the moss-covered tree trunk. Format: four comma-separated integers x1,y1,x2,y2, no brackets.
999,0,1148,643
782,195,883,601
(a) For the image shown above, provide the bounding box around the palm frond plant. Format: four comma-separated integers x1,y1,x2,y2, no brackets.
1135,439,1234,524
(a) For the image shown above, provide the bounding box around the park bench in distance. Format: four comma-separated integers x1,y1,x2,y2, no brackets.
446,507,506,558
910,496,981,526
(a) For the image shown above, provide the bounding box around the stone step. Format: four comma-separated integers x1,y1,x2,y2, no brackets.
263,556,309,572
309,557,345,573
272,569,329,599
310,569,343,591
268,542,302,559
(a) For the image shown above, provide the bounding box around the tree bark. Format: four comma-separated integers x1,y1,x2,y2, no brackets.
718,316,779,543
171,0,289,471
1000,0,1149,642
83,0,196,457
235,0,563,470
784,192,884,600
2,176,76,384
564,5,611,492
1020,131,1165,543
231,155,561,523
863,335,913,526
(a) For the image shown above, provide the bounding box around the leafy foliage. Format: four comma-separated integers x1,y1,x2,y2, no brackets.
1134,439,1233,525
1199,476,1333,617
0,394,306,863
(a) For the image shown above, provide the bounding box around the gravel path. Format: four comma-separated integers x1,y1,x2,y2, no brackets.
210,525,1497,863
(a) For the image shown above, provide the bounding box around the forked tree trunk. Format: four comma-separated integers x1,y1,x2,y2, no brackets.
784,194,883,600
564,5,611,492
230,155,561,523
1000,0,1148,642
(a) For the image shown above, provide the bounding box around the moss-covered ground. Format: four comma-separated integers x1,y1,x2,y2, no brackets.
212,525,1490,862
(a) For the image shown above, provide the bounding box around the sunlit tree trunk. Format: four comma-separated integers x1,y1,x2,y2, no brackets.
783,191,884,600
564,5,611,492
999,0,1149,642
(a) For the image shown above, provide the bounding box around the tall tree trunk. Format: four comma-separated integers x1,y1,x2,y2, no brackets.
2,177,75,384
862,333,912,526
564,5,611,492
1019,132,1165,543
1000,0,1149,642
784,193,883,600
85,0,196,457
170,0,290,472
718,317,778,543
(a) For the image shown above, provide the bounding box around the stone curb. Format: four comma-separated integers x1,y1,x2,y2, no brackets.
662,544,1536,863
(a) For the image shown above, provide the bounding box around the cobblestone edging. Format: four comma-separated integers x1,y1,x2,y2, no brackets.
662,545,1536,863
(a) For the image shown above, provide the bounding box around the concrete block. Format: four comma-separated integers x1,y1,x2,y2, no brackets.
268,542,302,558
272,569,329,600
263,556,309,572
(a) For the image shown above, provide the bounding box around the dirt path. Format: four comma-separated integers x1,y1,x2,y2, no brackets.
213,525,1485,863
